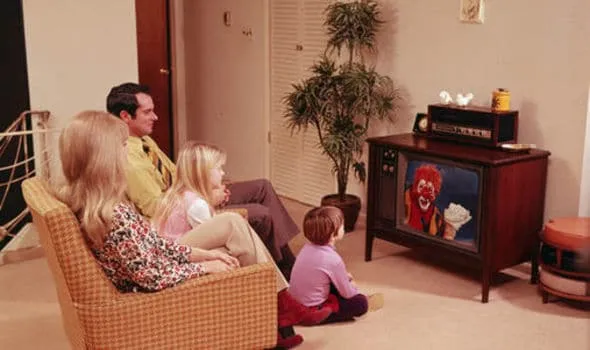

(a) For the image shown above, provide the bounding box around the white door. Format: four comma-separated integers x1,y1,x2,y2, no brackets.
270,0,334,206
184,0,268,182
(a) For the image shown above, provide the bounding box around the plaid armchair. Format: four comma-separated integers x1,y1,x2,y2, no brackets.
21,177,277,349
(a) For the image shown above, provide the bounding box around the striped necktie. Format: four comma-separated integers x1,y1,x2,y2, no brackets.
141,138,172,188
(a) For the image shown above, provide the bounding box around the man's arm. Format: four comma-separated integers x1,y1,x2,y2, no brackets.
125,163,165,218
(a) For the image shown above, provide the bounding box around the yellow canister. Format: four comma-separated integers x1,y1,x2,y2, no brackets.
492,89,510,111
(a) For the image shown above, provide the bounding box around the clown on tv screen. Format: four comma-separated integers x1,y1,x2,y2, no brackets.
396,153,482,252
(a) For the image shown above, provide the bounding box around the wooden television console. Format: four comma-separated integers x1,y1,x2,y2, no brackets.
365,133,550,303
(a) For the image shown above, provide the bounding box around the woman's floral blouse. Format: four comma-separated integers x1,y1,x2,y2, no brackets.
91,203,205,292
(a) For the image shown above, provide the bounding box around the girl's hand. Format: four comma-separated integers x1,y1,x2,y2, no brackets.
221,187,231,207
201,260,235,274
209,250,240,268
212,185,228,207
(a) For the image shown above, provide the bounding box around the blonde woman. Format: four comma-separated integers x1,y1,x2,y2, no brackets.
55,112,328,348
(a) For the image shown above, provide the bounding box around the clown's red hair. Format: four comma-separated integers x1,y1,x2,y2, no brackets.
413,164,442,194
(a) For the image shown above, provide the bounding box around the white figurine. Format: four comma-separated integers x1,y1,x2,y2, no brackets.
456,93,474,107
439,90,453,105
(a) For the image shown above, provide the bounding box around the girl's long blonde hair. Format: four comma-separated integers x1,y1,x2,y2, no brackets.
54,111,129,247
153,141,226,230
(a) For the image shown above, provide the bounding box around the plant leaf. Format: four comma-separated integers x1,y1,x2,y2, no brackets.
353,161,366,183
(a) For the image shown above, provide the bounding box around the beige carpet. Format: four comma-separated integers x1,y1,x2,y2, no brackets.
0,198,588,349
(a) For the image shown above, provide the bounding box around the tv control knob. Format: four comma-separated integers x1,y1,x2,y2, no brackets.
389,166,394,173
383,165,388,172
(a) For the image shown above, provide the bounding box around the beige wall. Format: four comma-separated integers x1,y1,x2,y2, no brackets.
579,85,590,216
22,0,138,178
343,0,590,220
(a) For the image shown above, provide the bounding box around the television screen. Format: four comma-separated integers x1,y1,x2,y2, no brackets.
396,153,482,252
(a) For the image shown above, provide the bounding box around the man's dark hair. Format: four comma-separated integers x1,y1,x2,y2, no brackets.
106,82,150,118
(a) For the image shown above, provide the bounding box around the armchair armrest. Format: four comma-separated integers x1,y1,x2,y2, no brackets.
77,263,277,350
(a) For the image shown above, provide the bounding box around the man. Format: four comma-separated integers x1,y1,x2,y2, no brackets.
106,82,297,278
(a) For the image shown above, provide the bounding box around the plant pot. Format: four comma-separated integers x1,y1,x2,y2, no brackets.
320,194,361,232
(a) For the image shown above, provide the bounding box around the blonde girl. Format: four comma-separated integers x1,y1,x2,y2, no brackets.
153,142,293,277
153,141,226,240
150,141,239,267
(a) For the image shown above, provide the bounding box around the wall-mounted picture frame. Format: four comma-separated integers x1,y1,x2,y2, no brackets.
460,0,484,24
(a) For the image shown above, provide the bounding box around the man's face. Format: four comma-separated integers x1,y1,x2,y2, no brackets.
121,93,158,137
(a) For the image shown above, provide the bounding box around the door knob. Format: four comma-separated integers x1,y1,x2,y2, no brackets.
159,68,170,75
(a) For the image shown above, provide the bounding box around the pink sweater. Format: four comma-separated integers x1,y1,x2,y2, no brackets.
160,191,211,242
289,243,359,307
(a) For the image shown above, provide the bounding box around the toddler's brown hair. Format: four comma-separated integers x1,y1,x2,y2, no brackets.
303,206,344,245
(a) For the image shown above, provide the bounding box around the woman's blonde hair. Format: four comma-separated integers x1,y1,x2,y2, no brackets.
54,111,129,247
303,206,344,245
153,141,226,230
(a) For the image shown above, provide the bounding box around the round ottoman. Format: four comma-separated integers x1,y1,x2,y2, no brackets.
539,217,590,303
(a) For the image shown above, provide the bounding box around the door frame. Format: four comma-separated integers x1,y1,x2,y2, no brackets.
168,0,188,157
135,0,175,158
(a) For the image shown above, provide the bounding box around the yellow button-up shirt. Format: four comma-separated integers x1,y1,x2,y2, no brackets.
125,136,176,218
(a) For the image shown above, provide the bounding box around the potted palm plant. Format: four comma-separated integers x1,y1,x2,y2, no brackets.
283,0,402,231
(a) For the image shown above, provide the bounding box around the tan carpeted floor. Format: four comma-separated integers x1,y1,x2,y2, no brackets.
0,198,588,349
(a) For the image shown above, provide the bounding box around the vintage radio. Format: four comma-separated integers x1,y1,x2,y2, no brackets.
426,104,518,147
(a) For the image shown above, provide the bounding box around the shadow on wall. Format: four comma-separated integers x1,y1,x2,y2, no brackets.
521,99,580,219
519,99,544,145
370,85,414,137
372,0,398,74
368,2,415,136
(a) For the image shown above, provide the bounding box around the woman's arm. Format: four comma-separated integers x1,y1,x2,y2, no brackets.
188,246,240,268
106,226,207,292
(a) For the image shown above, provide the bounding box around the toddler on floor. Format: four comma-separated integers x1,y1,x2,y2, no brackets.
289,206,383,324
